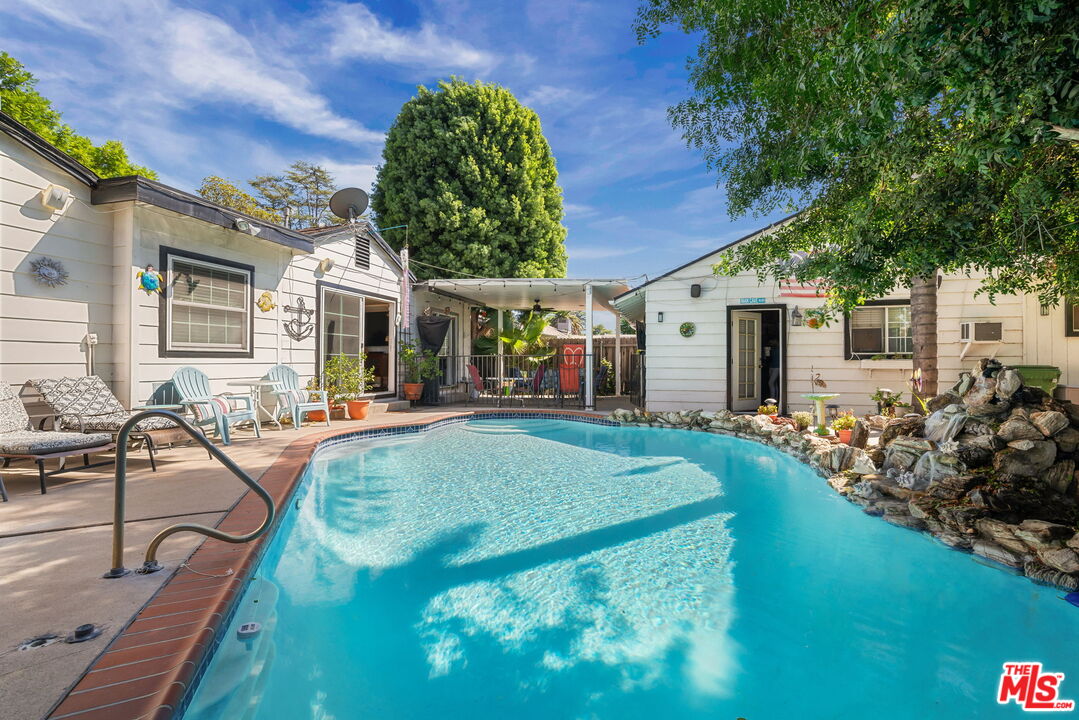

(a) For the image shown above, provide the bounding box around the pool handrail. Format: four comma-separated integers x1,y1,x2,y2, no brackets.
104,409,275,578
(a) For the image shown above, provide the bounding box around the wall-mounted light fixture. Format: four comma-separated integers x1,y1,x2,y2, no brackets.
690,283,701,298
657,312,664,323
40,184,71,212
791,306,803,326
233,217,262,236
318,257,335,273
1040,302,1051,316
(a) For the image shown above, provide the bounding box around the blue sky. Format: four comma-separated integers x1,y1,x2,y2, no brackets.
1,0,790,281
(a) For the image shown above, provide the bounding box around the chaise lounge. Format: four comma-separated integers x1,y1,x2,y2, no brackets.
0,384,114,500
28,375,184,471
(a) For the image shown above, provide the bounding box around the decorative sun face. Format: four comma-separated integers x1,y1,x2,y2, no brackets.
30,257,69,287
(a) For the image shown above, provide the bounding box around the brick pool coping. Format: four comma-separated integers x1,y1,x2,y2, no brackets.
47,409,615,720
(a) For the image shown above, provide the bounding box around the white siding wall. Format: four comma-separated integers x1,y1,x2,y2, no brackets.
640,259,1028,414
0,134,119,389
1020,295,1079,402
130,209,404,403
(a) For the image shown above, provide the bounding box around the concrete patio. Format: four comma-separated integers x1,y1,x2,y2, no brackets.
0,405,470,720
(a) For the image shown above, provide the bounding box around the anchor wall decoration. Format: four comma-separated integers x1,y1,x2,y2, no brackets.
283,296,314,341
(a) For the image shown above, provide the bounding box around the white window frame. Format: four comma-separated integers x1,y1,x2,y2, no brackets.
164,254,253,356
848,303,912,358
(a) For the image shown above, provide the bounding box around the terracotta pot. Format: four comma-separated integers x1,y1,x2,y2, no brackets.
307,410,327,423
403,382,424,401
837,428,853,444
768,414,779,422
346,399,371,420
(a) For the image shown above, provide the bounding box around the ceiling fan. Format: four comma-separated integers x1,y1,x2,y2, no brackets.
531,298,555,313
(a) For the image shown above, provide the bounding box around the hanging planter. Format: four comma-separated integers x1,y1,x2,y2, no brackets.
679,322,696,338
803,308,829,329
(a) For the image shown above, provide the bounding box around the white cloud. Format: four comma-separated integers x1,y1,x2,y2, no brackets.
676,185,728,215
322,2,498,74
317,159,380,193
5,0,382,145
563,202,599,218
522,85,593,108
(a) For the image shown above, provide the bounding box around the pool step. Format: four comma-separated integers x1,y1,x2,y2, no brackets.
464,420,565,435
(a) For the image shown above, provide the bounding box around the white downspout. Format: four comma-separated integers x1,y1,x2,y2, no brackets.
585,284,594,410
614,313,622,397
497,308,505,381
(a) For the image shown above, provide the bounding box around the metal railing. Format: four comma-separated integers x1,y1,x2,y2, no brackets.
104,410,275,578
398,353,610,408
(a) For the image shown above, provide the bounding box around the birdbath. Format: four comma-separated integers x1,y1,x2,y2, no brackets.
802,393,840,434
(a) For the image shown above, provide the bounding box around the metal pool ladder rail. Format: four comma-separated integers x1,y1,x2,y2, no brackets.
104,410,275,579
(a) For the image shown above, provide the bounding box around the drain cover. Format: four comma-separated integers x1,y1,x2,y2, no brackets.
18,634,60,651
65,624,103,643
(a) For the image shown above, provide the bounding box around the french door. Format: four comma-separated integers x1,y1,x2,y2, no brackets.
731,311,762,412
320,286,396,394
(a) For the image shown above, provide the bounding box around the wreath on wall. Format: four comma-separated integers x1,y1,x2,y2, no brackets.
679,322,696,338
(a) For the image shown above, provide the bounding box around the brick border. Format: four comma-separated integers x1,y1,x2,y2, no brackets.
47,409,615,720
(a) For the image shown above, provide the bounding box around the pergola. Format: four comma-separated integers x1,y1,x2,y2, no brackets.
419,278,633,408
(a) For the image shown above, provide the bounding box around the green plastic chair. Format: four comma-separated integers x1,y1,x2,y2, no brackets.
262,364,330,430
172,366,260,445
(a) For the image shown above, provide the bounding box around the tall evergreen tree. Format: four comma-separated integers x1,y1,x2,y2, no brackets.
286,161,337,228
372,78,567,280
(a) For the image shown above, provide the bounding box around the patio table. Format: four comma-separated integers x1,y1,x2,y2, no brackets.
485,377,526,407
226,380,283,429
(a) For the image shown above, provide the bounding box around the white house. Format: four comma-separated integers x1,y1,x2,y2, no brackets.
0,111,406,410
613,218,1079,415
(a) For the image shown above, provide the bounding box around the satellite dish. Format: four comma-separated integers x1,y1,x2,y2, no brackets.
329,187,369,220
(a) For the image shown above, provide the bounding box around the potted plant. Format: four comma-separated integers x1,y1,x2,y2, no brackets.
832,411,857,444
321,354,377,420
400,340,441,401
871,387,904,417
791,411,814,431
757,403,779,420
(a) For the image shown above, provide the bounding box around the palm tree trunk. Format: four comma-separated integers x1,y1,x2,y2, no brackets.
911,273,938,405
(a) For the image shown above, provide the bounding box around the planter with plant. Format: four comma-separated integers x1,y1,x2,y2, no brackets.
832,411,857,444
400,340,441,401
757,403,779,420
791,411,814,431
319,354,378,420
871,387,905,417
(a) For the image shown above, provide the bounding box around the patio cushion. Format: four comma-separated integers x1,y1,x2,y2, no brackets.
29,376,178,433
0,384,30,434
0,429,113,456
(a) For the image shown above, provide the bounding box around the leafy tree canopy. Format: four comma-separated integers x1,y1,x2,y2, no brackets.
1,52,155,179
372,78,567,280
635,0,1079,309
197,176,279,222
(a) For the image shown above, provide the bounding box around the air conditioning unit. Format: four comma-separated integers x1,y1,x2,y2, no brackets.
960,321,1002,342
959,320,1003,360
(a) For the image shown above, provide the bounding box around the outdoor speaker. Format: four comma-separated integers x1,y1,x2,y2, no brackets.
690,283,702,298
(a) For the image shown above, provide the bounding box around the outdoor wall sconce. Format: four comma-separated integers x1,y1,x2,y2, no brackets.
39,183,71,212
791,306,804,326
657,312,664,323
318,257,335,273
1040,302,1051,316
232,217,262,236
690,283,701,298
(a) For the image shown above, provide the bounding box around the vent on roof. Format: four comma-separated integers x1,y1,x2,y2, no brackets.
354,234,370,270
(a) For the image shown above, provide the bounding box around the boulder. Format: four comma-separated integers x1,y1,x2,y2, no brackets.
927,473,977,500
1007,439,1037,451
993,440,1057,478
975,518,1030,555
1045,460,1076,496
936,505,987,535
879,416,926,447
972,540,1025,568
849,419,870,449
884,436,934,472
996,416,1043,443
954,444,993,469
1014,519,1074,550
957,433,1005,452
908,496,936,519
1031,410,1069,438
951,372,974,397
964,375,1005,417
1023,561,1079,591
1063,402,1079,427
885,513,928,531
1036,547,1079,575
927,392,959,413
996,369,1023,401
828,475,857,494
1054,427,1079,453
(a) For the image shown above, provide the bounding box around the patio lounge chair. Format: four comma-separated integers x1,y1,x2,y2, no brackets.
28,376,183,471
0,383,114,498
467,364,499,403
172,367,261,446
262,364,330,430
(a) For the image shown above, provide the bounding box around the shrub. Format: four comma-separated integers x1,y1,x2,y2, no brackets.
757,404,778,415
791,411,814,430
832,412,857,431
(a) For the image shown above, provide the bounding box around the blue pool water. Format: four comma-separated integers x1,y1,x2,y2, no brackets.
184,419,1079,719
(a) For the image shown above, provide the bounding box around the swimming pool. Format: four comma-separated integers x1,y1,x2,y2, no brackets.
182,418,1079,719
